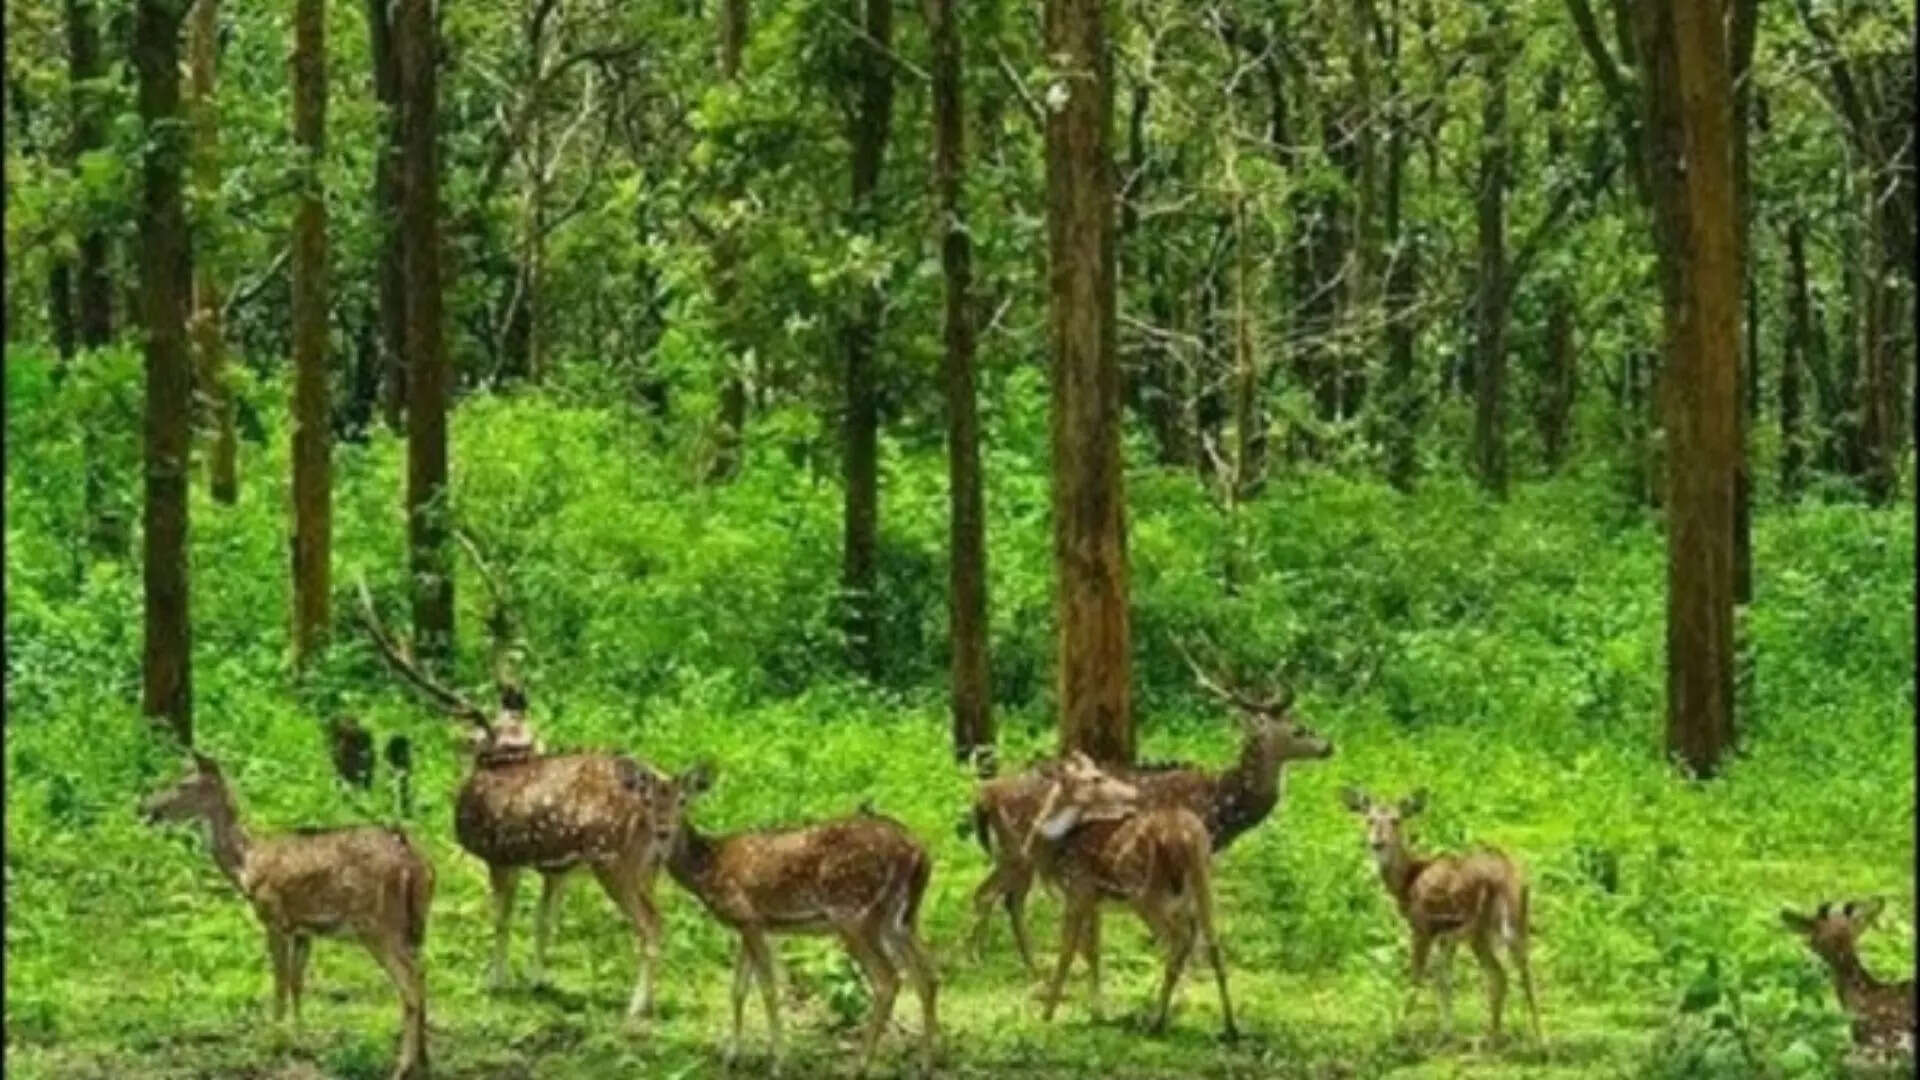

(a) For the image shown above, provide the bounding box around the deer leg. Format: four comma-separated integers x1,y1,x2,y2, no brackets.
1506,920,1541,1042
967,865,1004,960
1189,877,1236,1042
885,927,939,1075
487,865,522,991
742,931,783,1075
1040,901,1086,1022
592,862,662,1021
726,942,752,1067
1150,906,1198,1036
842,927,900,1077
1081,908,1104,1021
532,870,570,987
264,926,291,1022
1003,862,1038,975
289,935,312,1028
366,933,428,1080
1470,930,1507,1043
1404,930,1433,1028
1434,936,1458,1039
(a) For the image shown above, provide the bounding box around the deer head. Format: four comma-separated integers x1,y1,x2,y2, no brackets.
1340,786,1427,864
655,760,717,852
1177,635,1334,764
142,751,234,826
1023,752,1142,856
1780,898,1887,965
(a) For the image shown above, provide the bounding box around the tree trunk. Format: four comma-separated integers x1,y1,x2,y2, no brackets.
1781,216,1809,500
136,0,195,746
1639,0,1738,778
1540,283,1576,469
1858,203,1900,506
1472,9,1511,497
841,0,894,676
707,0,750,482
71,0,125,557
15,78,80,366
1729,0,1756,602
929,0,992,760
1045,0,1132,766
367,0,405,433
291,0,331,668
399,0,451,660
1343,0,1379,418
1230,195,1262,496
1384,0,1420,492
186,0,235,505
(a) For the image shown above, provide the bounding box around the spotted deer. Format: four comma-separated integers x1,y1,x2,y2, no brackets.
356,580,681,1021
657,763,938,1076
1021,752,1238,1039
1340,787,1541,1043
1780,898,1915,1058
142,751,434,1080
965,639,1332,970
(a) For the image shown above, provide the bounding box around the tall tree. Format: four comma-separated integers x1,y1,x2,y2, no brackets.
187,0,235,504
929,0,992,760
1780,216,1810,500
840,0,895,676
1639,0,1739,776
366,0,405,432
1045,0,1132,765
70,0,124,556
1382,0,1423,492
291,0,331,667
1729,0,1757,602
135,0,195,745
399,0,451,658
1471,5,1512,497
707,0,750,482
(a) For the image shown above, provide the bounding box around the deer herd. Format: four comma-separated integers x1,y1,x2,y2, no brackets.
135,590,1915,1078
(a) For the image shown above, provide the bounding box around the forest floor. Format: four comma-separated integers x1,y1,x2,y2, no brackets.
6,381,1914,1078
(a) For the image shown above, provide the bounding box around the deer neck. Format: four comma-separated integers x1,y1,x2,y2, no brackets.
202,796,253,894
1210,740,1281,844
1822,945,1882,1008
1374,843,1423,912
666,823,721,894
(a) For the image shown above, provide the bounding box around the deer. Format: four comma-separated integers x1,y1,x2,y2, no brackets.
1340,787,1541,1044
1779,898,1915,1059
142,750,434,1080
964,637,1333,970
656,762,938,1077
355,579,681,1022
1020,751,1238,1039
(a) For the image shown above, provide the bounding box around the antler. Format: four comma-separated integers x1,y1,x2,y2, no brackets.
1174,633,1295,713
452,526,525,689
354,576,496,735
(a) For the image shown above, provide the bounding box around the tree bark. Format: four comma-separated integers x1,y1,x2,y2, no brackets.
1383,0,1421,492
1781,216,1809,500
367,0,405,433
69,0,113,349
1540,282,1577,469
929,0,993,760
187,0,235,505
291,0,331,667
1640,0,1738,777
841,0,894,676
707,0,750,482
1729,0,1756,602
399,0,451,660
1045,0,1132,765
1472,8,1511,497
136,0,195,745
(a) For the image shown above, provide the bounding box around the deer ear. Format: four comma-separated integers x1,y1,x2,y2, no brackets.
1400,789,1428,817
1339,786,1370,813
1779,909,1816,934
681,761,716,794
1853,898,1884,926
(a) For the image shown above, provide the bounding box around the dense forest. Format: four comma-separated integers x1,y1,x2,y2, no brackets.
4,0,1914,1077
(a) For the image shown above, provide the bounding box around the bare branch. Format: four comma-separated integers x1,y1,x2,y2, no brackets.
354,576,495,733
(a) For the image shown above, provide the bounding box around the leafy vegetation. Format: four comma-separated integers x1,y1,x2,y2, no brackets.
6,342,1912,1076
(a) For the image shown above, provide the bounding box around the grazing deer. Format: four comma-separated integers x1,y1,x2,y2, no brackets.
965,640,1332,969
355,581,681,1020
1021,752,1238,1039
1340,787,1541,1043
142,751,434,1080
1780,898,1915,1058
658,763,938,1076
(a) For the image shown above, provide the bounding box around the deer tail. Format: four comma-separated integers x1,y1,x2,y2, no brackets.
900,846,933,934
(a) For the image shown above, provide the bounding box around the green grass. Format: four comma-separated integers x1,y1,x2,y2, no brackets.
6,364,1914,1078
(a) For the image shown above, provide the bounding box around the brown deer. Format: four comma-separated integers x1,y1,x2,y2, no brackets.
1021,752,1238,1039
142,751,434,1080
355,580,682,1021
1340,787,1540,1044
1780,898,1915,1058
657,763,938,1076
965,639,1333,969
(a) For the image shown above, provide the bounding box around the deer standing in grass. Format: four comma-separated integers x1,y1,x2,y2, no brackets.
1020,752,1238,1039
142,751,434,1080
356,581,681,1021
657,763,938,1076
1780,898,1915,1059
966,640,1332,970
1341,787,1540,1044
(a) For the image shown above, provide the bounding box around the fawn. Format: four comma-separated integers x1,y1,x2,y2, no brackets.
143,751,434,1080
1780,898,1915,1057
1021,752,1238,1039
965,640,1331,971
357,580,681,1019
1341,787,1540,1044
659,763,938,1076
